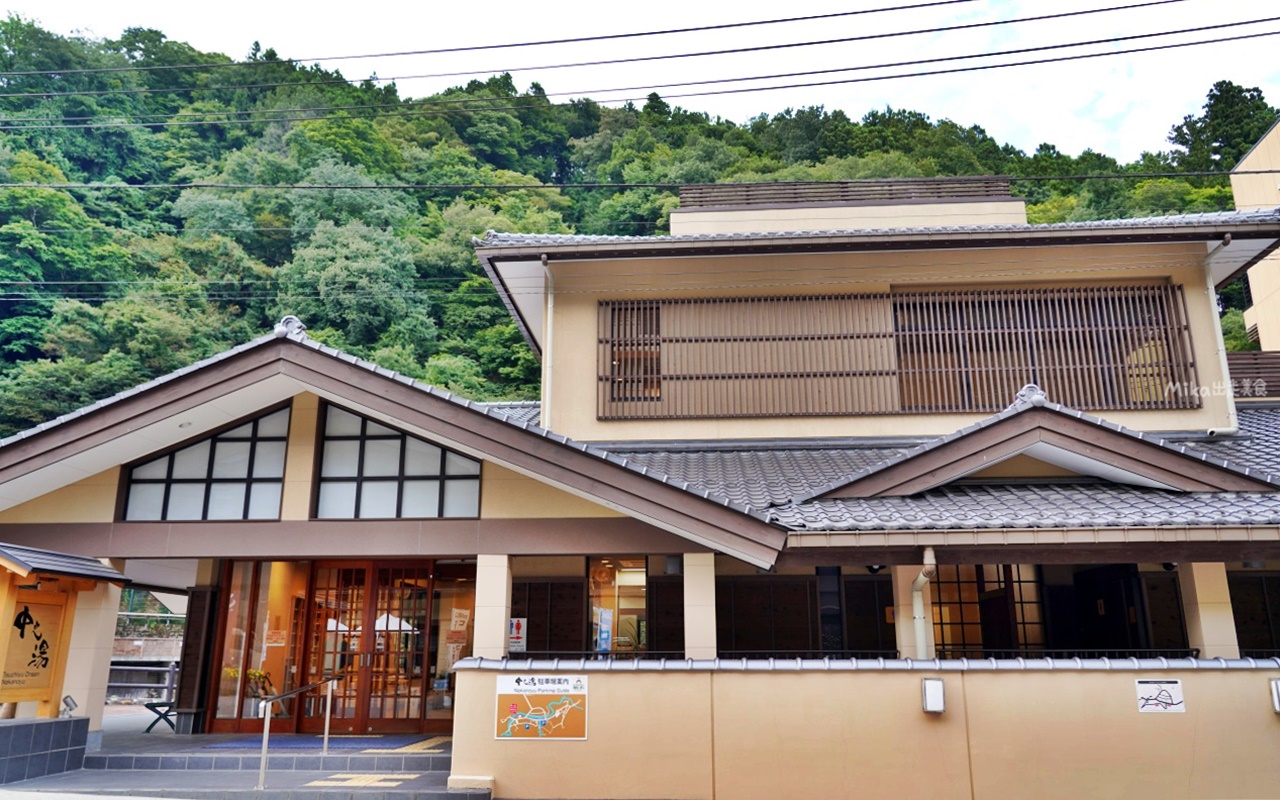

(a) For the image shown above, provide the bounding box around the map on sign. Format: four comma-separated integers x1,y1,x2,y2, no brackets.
495,674,588,739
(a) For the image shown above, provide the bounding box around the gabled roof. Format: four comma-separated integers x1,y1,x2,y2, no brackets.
0,318,785,568
0,541,127,584
797,386,1279,500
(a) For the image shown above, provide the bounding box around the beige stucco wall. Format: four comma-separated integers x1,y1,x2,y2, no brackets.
0,468,120,523
545,244,1233,441
452,667,1280,800
669,199,1028,235
1230,120,1280,211
481,464,622,519
1246,253,1280,350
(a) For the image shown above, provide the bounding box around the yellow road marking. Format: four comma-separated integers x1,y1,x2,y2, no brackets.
307,773,421,788
363,735,450,753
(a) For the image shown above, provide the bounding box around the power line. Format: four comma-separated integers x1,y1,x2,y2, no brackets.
0,0,981,79
3,25,1275,133
0,0,1194,110
9,14,1275,128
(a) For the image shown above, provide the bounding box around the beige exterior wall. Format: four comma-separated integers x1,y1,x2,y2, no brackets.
481,464,623,519
452,667,1280,799
669,199,1028,235
1246,253,1280,350
0,468,119,523
546,244,1233,441
1230,120,1280,211
1233,121,1280,349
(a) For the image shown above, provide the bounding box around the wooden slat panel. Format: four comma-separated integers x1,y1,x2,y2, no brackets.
679,178,1014,209
597,285,1201,419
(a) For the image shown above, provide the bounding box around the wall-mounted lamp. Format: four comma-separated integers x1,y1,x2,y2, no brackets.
866,565,885,574
1162,563,1178,572
61,695,78,717
922,678,945,714
1270,679,1280,713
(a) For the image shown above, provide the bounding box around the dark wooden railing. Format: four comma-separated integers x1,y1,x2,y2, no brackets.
679,178,1014,209
1225,351,1280,398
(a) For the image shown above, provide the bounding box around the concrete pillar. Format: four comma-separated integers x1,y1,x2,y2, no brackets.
892,565,935,660
473,554,512,659
1178,562,1240,659
61,562,124,747
683,553,717,660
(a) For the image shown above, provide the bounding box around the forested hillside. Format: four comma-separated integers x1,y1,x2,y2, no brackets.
0,17,1276,435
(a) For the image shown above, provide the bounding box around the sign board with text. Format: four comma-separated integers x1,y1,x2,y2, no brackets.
0,589,68,703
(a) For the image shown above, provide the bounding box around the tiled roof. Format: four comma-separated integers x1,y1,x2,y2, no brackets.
1187,405,1280,475
769,484,1280,531
474,207,1280,249
600,447,907,509
474,401,541,427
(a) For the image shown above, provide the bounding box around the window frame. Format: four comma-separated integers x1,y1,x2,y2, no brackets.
120,404,291,522
312,403,482,520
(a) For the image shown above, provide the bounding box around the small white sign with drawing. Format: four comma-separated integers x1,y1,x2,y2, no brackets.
1136,679,1185,713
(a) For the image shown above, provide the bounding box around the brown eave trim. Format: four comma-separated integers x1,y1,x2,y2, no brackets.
0,344,292,484
776,540,1280,566
0,518,711,561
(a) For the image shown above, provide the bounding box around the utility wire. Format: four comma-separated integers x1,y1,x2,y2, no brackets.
3,25,1275,133
9,15,1275,126
0,0,1191,106
0,0,982,78
0,171,1269,192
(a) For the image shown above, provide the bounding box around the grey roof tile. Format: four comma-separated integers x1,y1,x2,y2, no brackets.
475,207,1280,250
0,541,128,583
596,447,907,509
769,484,1280,531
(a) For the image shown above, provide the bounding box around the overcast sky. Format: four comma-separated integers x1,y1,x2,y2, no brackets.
5,0,1278,163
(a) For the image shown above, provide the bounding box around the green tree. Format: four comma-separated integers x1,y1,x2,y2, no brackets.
1169,81,1278,172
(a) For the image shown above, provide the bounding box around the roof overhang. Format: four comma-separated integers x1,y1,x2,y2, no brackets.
0,335,786,568
477,211,1280,356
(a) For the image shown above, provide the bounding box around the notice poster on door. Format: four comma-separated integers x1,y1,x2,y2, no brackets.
592,607,613,652
496,674,588,739
451,607,471,632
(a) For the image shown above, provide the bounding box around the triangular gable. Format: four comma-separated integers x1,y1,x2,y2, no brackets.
0,319,785,568
810,386,1279,500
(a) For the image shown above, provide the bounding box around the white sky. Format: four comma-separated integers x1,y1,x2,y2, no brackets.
5,0,1279,163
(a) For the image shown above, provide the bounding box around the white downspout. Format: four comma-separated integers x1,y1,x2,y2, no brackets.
911,547,937,660
540,254,553,430
1203,235,1233,432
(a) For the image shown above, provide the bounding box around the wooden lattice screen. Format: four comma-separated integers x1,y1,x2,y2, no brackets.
597,284,1199,419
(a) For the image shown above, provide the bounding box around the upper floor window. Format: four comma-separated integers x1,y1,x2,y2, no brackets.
607,302,662,403
596,284,1199,420
124,408,289,521
315,406,481,519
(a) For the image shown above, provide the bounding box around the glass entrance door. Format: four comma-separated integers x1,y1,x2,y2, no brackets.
302,561,451,733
